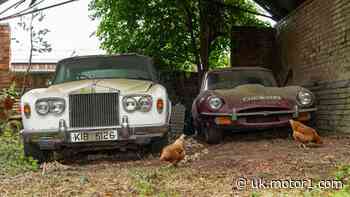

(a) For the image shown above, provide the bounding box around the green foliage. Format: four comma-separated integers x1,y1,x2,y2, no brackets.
1,82,20,99
251,191,261,197
0,123,39,177
0,85,38,176
331,165,350,196
335,165,350,181
0,83,19,127
129,167,180,196
89,0,270,72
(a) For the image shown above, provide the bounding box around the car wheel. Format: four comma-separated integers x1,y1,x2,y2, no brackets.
150,133,169,155
203,126,223,144
23,141,51,163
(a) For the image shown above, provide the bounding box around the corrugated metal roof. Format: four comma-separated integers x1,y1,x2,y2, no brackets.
253,0,306,21
10,62,56,73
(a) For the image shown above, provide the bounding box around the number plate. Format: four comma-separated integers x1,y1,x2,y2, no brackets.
70,130,118,143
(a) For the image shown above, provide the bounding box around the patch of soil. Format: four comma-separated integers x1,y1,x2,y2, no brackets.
1,129,350,196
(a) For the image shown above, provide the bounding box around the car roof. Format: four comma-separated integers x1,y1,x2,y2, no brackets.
57,53,151,64
53,53,159,83
207,66,272,74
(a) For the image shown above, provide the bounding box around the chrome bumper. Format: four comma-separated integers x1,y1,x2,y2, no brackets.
201,106,317,120
21,117,169,150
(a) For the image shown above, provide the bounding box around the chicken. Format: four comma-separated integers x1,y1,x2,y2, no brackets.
160,134,186,166
289,120,322,148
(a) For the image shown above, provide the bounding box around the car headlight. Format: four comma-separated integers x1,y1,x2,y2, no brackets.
35,100,50,115
297,90,314,107
123,96,138,112
138,95,153,112
35,98,66,115
50,99,66,114
208,96,223,110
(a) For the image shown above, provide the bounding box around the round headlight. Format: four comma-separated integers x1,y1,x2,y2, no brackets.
123,97,138,112
297,90,314,107
138,96,152,112
35,100,50,115
208,96,223,110
50,100,66,114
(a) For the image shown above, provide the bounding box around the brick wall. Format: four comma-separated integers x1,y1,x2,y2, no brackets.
231,26,277,71
0,23,12,89
276,0,350,132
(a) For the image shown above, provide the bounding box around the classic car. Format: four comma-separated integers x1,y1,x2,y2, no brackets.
21,54,171,161
191,67,317,144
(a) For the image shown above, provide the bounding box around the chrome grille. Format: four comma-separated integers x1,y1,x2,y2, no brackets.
69,93,119,128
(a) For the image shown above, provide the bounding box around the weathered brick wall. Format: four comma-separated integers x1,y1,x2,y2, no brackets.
0,23,12,89
276,0,350,132
0,24,10,71
231,26,277,71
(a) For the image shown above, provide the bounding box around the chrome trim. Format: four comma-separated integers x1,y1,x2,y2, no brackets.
293,105,299,118
201,107,317,117
232,108,237,120
21,124,169,145
296,89,315,108
59,119,67,132
68,125,122,131
69,92,120,128
122,94,153,112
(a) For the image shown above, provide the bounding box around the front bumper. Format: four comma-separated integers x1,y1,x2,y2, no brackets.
21,119,169,151
200,106,317,129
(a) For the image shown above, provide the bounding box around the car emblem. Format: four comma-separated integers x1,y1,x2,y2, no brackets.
90,80,100,93
90,84,96,93
242,96,282,102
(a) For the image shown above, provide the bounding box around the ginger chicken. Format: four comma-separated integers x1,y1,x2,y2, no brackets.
160,134,186,166
289,120,322,148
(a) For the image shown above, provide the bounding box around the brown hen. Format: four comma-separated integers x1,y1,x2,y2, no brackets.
289,120,322,148
160,134,186,166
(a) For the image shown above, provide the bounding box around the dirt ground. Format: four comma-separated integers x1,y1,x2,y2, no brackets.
1,129,350,197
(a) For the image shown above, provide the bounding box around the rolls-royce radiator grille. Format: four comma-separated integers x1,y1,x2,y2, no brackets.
69,93,119,128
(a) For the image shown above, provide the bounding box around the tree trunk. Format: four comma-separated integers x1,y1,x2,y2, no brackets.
199,0,211,81
179,0,202,89
199,0,225,74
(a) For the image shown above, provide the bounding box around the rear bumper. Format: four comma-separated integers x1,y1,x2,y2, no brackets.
21,124,169,151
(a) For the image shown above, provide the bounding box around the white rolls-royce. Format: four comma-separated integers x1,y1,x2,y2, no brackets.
21,54,171,161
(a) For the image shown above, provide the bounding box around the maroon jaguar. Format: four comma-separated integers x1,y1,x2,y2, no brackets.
191,67,317,144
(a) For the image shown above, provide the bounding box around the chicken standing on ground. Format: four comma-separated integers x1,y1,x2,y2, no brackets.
160,134,186,166
289,120,323,148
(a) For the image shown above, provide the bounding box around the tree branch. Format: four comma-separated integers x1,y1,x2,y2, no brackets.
0,0,79,21
0,0,25,16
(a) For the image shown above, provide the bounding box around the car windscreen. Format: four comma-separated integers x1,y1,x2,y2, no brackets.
53,56,155,84
206,70,277,90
